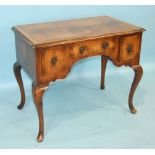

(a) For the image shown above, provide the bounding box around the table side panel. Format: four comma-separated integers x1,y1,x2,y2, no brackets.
15,32,36,82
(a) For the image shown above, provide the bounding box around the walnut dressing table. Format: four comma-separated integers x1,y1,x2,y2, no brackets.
12,16,145,142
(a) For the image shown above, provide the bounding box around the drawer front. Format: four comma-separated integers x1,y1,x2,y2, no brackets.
119,34,141,64
40,46,68,79
71,37,118,59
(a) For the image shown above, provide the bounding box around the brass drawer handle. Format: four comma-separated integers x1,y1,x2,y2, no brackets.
102,42,109,49
51,57,57,65
79,46,86,55
127,44,133,54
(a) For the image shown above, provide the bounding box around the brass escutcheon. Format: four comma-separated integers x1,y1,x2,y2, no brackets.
51,57,57,65
127,44,133,54
79,46,86,55
102,42,109,49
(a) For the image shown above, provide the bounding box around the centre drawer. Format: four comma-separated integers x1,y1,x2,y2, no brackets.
70,37,118,59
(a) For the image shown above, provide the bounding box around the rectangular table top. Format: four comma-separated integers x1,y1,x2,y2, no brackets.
12,16,145,47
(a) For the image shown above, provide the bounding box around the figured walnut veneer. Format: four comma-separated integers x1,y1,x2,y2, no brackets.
12,16,145,142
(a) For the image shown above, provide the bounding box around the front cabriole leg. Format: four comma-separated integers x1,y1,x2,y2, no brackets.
32,82,48,142
13,62,25,109
129,65,143,114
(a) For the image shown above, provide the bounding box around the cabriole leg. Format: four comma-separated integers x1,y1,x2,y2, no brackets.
13,62,25,109
129,65,143,114
32,83,48,142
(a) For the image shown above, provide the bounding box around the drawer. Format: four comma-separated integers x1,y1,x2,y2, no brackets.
71,37,118,59
40,46,68,76
119,34,141,63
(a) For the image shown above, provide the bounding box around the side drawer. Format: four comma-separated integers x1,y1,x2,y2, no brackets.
40,45,68,77
119,34,142,65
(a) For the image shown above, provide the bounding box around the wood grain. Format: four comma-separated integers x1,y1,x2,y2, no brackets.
12,16,145,47
119,33,142,66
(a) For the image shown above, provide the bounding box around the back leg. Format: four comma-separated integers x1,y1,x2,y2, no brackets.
13,62,25,109
100,56,108,89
